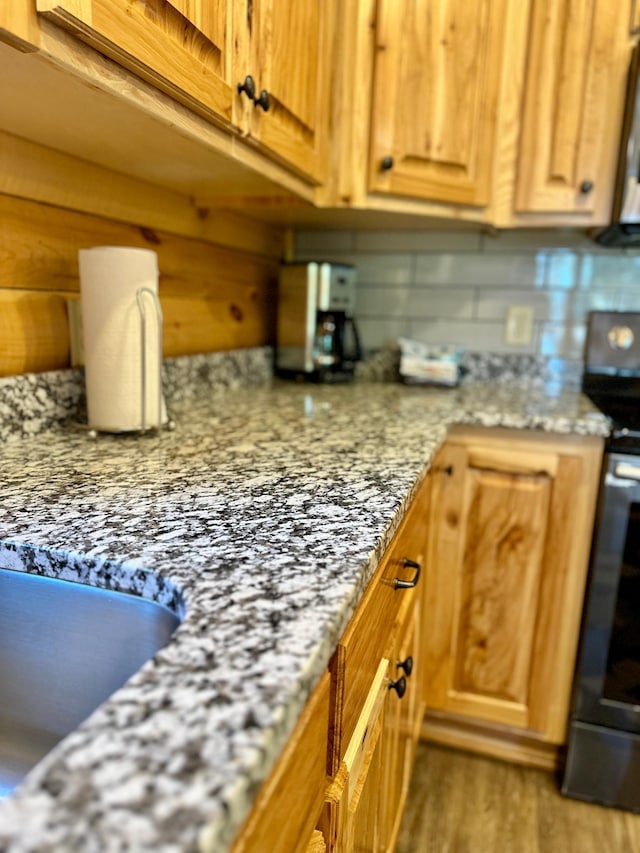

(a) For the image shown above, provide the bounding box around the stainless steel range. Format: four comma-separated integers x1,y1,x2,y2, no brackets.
563,310,640,811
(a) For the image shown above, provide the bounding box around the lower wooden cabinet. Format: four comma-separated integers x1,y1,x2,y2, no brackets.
230,473,431,853
326,475,431,853
229,425,604,851
422,426,603,767
329,657,390,852
326,601,426,853
380,588,424,850
228,670,331,853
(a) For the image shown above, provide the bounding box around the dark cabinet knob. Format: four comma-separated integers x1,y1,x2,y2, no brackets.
381,155,394,171
580,180,594,194
397,656,413,677
254,90,271,112
237,75,256,100
394,558,421,590
388,676,407,698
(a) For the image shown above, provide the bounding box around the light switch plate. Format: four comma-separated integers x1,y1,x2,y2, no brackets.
504,305,534,346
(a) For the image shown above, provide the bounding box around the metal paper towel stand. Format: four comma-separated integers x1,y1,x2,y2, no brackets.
87,286,175,438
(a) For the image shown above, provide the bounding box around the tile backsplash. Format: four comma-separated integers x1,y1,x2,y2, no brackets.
294,228,640,361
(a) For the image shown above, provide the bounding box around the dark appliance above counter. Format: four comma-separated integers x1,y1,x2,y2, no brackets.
275,262,362,383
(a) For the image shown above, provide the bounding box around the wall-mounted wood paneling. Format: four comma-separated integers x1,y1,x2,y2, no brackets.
0,193,280,377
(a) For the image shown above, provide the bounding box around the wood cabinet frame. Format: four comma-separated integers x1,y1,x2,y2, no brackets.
422,427,603,767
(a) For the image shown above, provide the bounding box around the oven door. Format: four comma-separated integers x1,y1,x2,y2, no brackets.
573,451,640,733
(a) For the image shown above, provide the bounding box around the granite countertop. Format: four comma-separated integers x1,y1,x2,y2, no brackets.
0,377,609,853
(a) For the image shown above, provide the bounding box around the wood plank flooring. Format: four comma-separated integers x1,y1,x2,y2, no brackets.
396,742,640,853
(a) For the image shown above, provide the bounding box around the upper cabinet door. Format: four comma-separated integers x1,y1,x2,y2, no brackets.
515,0,628,218
37,0,235,126
243,0,333,183
368,0,509,207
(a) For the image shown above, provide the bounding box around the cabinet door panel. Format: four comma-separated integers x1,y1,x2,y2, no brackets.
424,430,603,752
515,0,625,216
37,0,234,124
369,0,507,206
455,468,551,706
426,443,554,730
247,0,331,182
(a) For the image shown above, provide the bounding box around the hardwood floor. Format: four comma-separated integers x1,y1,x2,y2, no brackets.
396,742,640,853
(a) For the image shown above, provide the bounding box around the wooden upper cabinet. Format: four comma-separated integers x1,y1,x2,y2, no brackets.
241,0,333,183
368,0,509,207
515,0,630,220
36,0,235,125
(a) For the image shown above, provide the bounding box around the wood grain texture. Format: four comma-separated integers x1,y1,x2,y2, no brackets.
0,193,278,377
37,0,234,123
0,132,285,258
421,711,560,770
384,596,424,852
397,742,640,853
0,290,70,375
330,475,430,768
0,1,41,49
515,0,630,221
455,468,551,706
423,428,603,748
304,830,327,853
368,0,508,207
242,0,334,184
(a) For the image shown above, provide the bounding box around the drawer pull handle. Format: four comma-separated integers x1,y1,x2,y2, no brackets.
394,558,421,590
397,656,413,677
389,676,407,699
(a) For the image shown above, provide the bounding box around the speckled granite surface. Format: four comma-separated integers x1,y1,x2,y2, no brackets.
0,371,609,853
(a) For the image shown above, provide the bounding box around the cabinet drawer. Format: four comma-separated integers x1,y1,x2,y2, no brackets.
331,478,429,765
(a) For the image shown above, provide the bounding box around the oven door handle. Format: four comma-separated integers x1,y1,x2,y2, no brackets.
614,462,640,481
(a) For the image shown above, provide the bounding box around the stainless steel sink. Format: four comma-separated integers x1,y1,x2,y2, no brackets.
0,568,181,797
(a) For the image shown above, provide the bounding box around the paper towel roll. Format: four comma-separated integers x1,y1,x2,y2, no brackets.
79,246,168,433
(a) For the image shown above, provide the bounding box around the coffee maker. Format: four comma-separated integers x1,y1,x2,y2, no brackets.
276,262,362,381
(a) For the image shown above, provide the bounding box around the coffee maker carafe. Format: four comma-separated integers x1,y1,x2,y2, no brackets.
276,262,362,381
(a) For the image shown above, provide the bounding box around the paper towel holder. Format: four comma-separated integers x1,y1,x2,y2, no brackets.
86,285,175,439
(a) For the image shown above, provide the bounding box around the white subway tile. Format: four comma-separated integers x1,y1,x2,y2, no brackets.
539,323,587,359
481,229,596,252
475,289,559,322
350,254,413,287
293,249,357,264
570,289,638,316
545,252,580,289
357,318,409,351
355,287,413,318
415,253,544,287
408,288,475,319
354,230,482,253
406,319,537,354
294,231,353,253
579,254,640,288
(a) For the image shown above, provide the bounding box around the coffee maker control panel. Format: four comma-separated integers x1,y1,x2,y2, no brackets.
317,264,357,313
